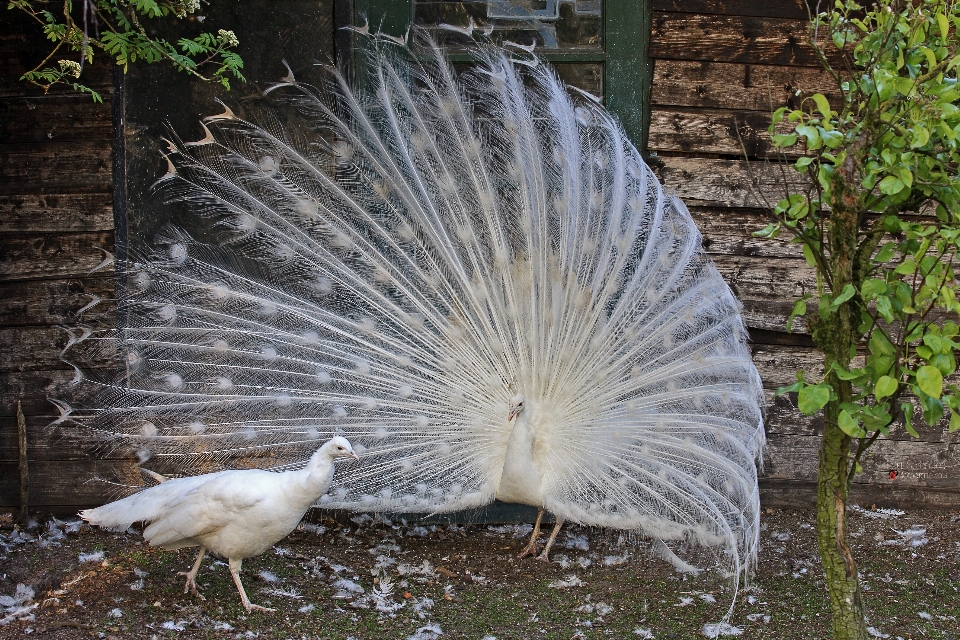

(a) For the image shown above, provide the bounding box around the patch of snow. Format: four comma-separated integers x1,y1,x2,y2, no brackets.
603,554,630,566
894,527,928,548
633,628,655,639
407,623,443,639
258,570,280,583
746,613,770,623
866,627,889,638
107,608,123,618
331,577,365,599
78,551,104,563
702,622,743,637
918,611,933,621
548,575,584,589
699,593,717,604
850,505,905,519
300,522,326,535
562,532,590,551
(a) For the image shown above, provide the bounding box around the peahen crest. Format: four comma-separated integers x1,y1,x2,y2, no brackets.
66,30,765,588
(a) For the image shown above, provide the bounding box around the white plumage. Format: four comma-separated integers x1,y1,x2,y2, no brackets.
80,437,358,611
67,29,765,599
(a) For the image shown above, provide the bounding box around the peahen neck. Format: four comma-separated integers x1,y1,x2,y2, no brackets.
285,446,337,504
495,404,544,506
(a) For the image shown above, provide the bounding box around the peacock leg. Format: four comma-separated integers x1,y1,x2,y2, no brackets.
228,558,275,613
518,508,544,558
536,518,564,562
178,546,207,600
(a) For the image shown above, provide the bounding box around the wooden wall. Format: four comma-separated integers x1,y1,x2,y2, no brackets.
0,13,128,511
2,1,958,512
647,0,960,507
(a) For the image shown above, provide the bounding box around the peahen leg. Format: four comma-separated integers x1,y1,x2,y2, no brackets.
518,508,544,558
536,518,564,562
178,546,207,600
228,558,275,613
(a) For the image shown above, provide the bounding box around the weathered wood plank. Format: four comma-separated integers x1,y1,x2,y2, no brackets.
689,207,803,259
763,433,960,489
0,94,112,144
751,343,823,388
649,107,799,158
651,0,809,20
654,155,802,208
759,478,960,509
0,415,122,461
0,141,112,195
0,230,114,281
652,59,838,112
712,253,813,301
0,324,116,372
0,276,115,327
0,368,118,417
650,13,836,67
0,458,141,509
0,193,114,233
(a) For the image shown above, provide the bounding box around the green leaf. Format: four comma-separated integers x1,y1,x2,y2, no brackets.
787,297,807,332
902,402,919,437
830,283,856,309
812,93,832,119
752,223,781,238
802,243,818,268
798,384,831,414
772,133,798,147
917,365,944,398
879,175,905,195
875,375,898,399
950,410,960,432
922,395,944,426
837,409,867,438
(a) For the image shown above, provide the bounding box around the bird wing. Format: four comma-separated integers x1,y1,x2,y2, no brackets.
141,470,272,548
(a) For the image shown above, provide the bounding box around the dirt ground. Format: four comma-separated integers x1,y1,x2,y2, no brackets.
1,506,958,640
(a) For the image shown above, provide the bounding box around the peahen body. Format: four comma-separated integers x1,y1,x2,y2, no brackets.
67,29,765,596
80,437,359,611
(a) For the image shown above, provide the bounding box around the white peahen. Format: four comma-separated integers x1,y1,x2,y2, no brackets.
66,28,765,598
80,437,359,611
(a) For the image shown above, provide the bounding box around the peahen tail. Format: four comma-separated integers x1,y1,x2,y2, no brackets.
63,29,765,587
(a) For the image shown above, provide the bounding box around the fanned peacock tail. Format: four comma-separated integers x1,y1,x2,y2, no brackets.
64,30,765,587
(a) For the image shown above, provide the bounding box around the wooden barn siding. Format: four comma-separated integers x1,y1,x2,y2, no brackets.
0,16,135,511
647,0,960,507
1,1,958,511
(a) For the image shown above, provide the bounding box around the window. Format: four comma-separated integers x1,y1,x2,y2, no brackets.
351,0,651,151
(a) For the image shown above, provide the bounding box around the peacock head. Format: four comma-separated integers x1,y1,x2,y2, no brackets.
325,436,360,461
507,394,525,422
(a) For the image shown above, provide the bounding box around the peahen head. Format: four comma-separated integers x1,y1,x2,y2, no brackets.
508,395,525,422
323,436,360,461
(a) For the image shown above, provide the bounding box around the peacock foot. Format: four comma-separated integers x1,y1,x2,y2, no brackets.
246,603,276,613
535,550,552,563
517,540,540,558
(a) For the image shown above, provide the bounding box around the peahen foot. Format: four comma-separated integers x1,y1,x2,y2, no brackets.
179,547,207,600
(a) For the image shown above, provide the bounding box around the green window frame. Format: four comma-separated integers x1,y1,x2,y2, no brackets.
350,0,652,153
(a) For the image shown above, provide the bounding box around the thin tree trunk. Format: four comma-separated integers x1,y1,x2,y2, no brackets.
815,179,868,639
818,402,868,640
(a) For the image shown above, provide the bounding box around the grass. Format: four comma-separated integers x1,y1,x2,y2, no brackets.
1,509,958,639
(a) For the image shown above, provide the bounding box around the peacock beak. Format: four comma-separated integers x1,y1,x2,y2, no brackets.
349,451,360,461
508,406,519,421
